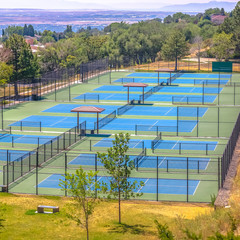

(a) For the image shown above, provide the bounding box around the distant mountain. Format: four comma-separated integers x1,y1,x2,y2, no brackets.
160,1,237,13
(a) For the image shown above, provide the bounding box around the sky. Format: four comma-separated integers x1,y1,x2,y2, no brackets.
0,0,238,10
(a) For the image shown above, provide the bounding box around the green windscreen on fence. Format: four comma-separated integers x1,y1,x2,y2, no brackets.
212,62,233,72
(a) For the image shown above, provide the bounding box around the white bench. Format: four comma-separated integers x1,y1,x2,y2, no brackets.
37,205,59,214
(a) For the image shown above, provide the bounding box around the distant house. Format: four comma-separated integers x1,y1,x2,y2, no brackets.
24,36,37,46
211,14,227,25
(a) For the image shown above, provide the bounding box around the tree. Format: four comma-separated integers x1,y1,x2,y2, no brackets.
59,167,106,240
28,25,35,37
192,36,203,70
23,24,28,36
5,34,39,97
161,30,189,71
0,61,13,86
155,220,174,240
97,133,144,224
211,32,234,61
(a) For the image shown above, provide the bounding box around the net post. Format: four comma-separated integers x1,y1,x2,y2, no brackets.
20,121,22,131
179,143,181,155
38,137,40,148
167,159,169,172
206,144,208,156
135,125,137,135
40,122,42,132
90,140,92,151
198,160,199,174
157,156,159,201
12,136,14,148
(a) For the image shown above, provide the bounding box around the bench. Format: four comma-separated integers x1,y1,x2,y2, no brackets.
0,185,8,192
37,205,59,214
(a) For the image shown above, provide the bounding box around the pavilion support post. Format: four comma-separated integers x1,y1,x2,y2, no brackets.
97,112,99,134
77,112,79,134
142,87,144,104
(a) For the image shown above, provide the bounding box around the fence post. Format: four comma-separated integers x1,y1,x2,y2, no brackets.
218,107,220,138
65,152,67,197
6,150,9,191
36,150,38,195
197,107,199,137
234,83,236,106
157,156,159,201
218,157,220,190
95,154,98,198
177,107,179,136
187,157,189,202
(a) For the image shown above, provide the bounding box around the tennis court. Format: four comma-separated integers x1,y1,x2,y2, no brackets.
0,134,56,145
43,104,208,117
37,174,199,195
94,138,218,151
68,153,210,170
0,149,31,162
14,115,197,132
114,78,229,85
93,85,223,94
74,92,217,103
128,72,231,79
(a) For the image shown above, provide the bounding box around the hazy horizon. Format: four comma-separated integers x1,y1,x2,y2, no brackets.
0,0,238,10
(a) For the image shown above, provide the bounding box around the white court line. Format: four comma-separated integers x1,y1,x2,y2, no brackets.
193,181,200,195
104,93,116,100
132,139,143,149
164,107,174,116
190,87,196,93
171,140,180,150
49,117,68,127
151,120,159,127
158,157,167,168
137,178,149,193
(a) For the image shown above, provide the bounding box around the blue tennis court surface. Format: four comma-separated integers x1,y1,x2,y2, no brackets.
43,104,208,117
94,138,218,151
0,149,31,162
38,174,199,195
128,72,231,79
114,78,229,85
74,92,217,103
0,134,56,145
68,153,210,170
93,85,223,94
15,115,197,132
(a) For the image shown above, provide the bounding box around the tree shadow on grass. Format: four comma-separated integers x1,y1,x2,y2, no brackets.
108,222,150,235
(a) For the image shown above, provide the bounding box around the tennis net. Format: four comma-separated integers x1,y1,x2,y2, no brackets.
151,133,162,152
168,70,184,84
117,103,134,116
94,110,116,130
134,149,146,170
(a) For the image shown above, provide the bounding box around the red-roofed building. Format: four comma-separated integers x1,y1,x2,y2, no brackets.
211,15,227,25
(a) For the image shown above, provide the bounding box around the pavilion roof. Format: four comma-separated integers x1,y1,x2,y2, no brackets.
123,83,148,87
71,106,105,113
